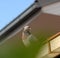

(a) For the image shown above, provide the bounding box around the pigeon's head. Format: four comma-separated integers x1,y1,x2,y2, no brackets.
23,26,31,31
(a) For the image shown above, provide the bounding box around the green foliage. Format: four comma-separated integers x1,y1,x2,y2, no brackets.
0,31,54,58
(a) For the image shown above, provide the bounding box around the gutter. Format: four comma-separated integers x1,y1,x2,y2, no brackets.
0,2,41,41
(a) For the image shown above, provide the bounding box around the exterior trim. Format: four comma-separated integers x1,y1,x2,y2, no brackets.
0,3,41,41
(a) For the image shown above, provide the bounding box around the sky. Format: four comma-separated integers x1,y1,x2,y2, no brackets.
0,0,34,30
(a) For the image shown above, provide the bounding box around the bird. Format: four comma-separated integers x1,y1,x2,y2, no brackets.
22,26,37,46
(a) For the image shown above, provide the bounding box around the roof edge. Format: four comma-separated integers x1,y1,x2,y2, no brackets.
0,2,41,41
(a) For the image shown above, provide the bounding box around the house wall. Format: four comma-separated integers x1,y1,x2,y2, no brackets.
0,13,60,58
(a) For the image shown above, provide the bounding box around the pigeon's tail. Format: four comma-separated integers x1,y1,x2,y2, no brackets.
23,34,37,46
28,34,37,41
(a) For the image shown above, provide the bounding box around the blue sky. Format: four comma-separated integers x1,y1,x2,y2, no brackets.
0,0,34,30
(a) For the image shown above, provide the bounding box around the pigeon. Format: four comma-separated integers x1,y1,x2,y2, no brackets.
22,26,37,46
